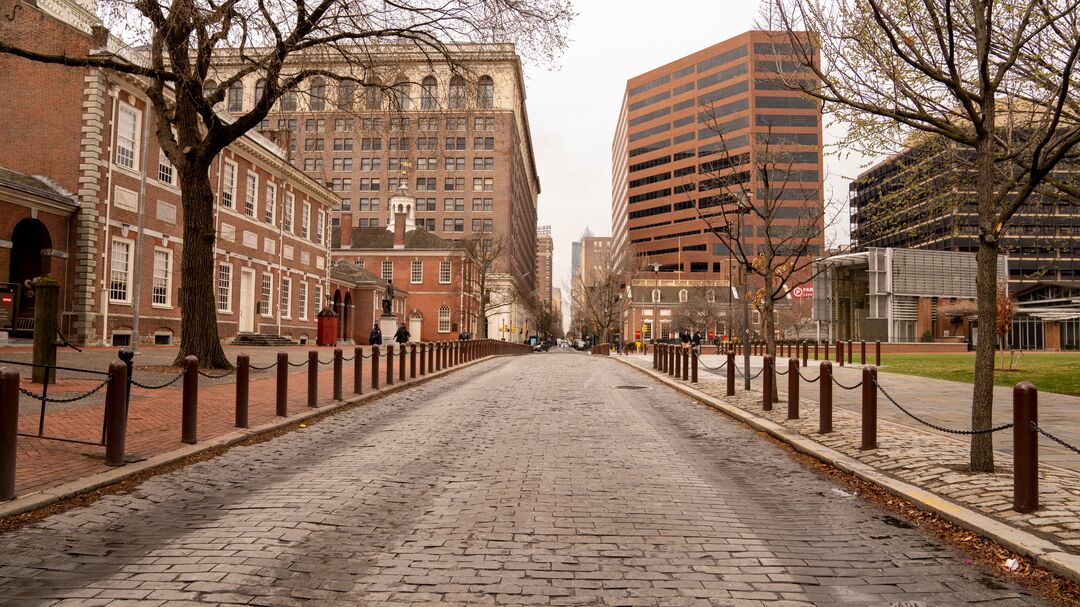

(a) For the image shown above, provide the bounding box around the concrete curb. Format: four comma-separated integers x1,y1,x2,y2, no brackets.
0,352,506,520
614,356,1080,585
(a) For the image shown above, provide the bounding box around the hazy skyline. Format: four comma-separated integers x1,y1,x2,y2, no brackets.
525,0,867,328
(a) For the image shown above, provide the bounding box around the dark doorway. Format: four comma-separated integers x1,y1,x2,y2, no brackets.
9,218,52,333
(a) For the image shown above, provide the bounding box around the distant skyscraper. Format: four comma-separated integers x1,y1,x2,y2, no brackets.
536,225,553,306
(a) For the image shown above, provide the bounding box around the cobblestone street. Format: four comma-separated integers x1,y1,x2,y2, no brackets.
0,352,1054,606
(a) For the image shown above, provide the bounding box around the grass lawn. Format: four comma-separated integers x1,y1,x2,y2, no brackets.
878,352,1080,396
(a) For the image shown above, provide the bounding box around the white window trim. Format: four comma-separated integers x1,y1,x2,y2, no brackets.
438,305,451,333
265,182,277,225
283,192,295,233
301,201,311,239
260,273,274,317
114,102,141,172
217,262,233,313
151,246,173,308
298,281,309,321
439,260,451,284
157,148,175,187
411,260,423,284
245,172,259,217
281,277,292,320
222,160,238,209
381,260,393,282
109,236,135,304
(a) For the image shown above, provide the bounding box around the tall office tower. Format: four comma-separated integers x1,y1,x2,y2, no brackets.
536,225,553,305
850,139,1080,290
223,44,540,307
611,31,823,278
580,236,613,288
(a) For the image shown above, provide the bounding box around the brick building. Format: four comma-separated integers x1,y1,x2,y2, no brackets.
208,44,541,337
536,225,553,307
611,31,823,283
0,0,338,345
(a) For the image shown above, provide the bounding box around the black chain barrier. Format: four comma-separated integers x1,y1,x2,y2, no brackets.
341,353,356,362
249,361,278,371
19,375,112,403
197,368,237,379
797,370,820,383
832,376,863,390
1032,422,1080,456
131,372,184,390
697,356,728,371
318,357,334,365
874,379,1013,436
775,366,789,376
288,360,308,368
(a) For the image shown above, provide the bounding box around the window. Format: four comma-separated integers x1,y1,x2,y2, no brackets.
417,136,438,151
278,118,298,131
477,75,494,109
389,117,410,131
472,157,494,171
419,218,436,231
244,173,258,216
416,177,436,191
217,264,232,312
474,116,495,131
359,198,381,211
439,260,451,284
420,76,437,109
330,178,351,192
283,193,294,233
388,137,411,151
444,178,465,192
471,219,493,232
338,79,357,108
411,260,423,284
158,149,174,185
261,274,273,316
418,117,439,131
332,158,353,171
443,197,464,211
442,218,464,232
445,157,466,171
309,78,326,110
152,248,172,307
303,158,324,171
679,289,688,303
305,118,326,132
416,158,437,171
361,137,382,151
381,260,393,281
281,278,292,319
315,285,323,314
304,138,325,151
334,118,354,132
473,136,494,151
449,76,466,109
365,77,383,110
227,81,244,112
109,238,133,303
115,104,139,169
340,198,351,211
360,158,381,171
301,201,311,238
333,138,353,151
446,117,467,131
706,290,716,303
472,198,493,211
392,81,411,110
438,305,451,332
298,282,308,320
414,198,435,211
359,178,381,191
316,209,325,245
264,182,276,224
254,79,266,105
652,289,661,303
472,177,493,191
280,90,297,111
445,137,466,150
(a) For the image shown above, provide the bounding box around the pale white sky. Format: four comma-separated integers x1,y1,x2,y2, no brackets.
524,0,868,322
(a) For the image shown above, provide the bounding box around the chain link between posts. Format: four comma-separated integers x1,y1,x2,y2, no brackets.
131,372,184,390
874,379,1013,436
1032,422,1080,455
19,375,112,402
197,368,237,379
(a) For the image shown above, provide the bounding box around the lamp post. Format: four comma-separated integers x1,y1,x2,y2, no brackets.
649,262,661,344
734,191,752,391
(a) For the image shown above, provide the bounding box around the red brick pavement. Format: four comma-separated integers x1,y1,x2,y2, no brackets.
10,348,437,498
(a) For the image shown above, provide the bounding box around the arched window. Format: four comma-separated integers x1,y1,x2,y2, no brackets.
706,289,715,303
392,79,411,111
651,289,661,303
203,80,218,102
679,289,688,303
280,89,297,112
365,77,383,110
438,304,451,332
227,80,244,112
420,76,437,110
309,78,326,110
477,75,494,109
448,75,466,109
338,79,357,108
254,79,266,105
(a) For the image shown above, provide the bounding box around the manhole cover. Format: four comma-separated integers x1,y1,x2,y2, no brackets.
612,385,652,390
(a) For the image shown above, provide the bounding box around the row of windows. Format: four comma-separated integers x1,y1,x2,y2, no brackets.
322,177,495,193
379,260,454,284
317,156,498,172
272,116,497,133
221,75,495,114
219,161,326,244
342,197,494,213
215,264,323,322
109,239,174,306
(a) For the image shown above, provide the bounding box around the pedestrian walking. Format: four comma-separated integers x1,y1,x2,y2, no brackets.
369,323,383,345
394,323,410,344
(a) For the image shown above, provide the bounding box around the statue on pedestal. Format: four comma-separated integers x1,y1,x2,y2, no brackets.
382,280,394,316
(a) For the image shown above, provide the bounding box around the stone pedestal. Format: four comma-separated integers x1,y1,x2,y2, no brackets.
379,315,398,343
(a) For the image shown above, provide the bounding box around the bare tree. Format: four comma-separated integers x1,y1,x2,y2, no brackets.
570,246,624,345
460,236,521,339
775,296,814,340
674,288,725,337
0,0,571,367
771,0,1080,471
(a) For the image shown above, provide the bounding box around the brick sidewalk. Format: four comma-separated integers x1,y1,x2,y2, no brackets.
623,354,1080,555
9,345,448,498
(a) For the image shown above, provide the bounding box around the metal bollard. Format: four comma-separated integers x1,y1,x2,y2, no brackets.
861,366,877,450
419,343,427,376
428,341,434,372
119,348,134,411
371,345,380,390
399,344,406,381
410,344,417,378
1013,382,1039,513
671,345,678,377
819,361,833,434
814,340,819,361
788,358,799,420
276,352,288,416
824,340,829,362
860,340,866,365
838,340,844,367
681,347,689,381
653,344,658,369
308,350,319,408
386,344,395,386
875,341,881,367
762,355,774,411
235,354,249,428
443,341,449,369
333,348,343,401
802,341,808,367
691,348,698,383
0,368,19,498
434,343,441,372
847,340,853,365
726,351,735,396
454,341,461,366
181,356,198,444
103,361,129,466
354,347,363,394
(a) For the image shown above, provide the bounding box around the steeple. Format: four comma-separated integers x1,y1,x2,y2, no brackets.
386,161,415,248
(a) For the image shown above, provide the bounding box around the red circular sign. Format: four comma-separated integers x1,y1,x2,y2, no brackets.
1,294,11,305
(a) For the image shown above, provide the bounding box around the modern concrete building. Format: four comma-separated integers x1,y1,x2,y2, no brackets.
849,136,1080,290
612,31,823,283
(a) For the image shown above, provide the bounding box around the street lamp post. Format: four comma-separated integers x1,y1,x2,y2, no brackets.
649,262,661,344
734,191,752,391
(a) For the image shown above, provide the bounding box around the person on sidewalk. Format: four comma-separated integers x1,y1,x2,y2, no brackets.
369,324,383,345
394,323,410,344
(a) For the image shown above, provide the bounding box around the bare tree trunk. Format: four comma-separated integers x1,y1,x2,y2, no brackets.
970,110,998,472
763,283,779,404
174,163,232,369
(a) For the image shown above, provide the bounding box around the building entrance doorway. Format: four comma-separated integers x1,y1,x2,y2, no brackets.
8,218,52,334
239,269,256,333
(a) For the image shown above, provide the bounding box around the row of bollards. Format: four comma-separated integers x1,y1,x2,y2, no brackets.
711,339,883,367
652,348,1044,514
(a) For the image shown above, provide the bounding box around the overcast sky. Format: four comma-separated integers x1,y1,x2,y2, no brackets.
524,0,868,325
